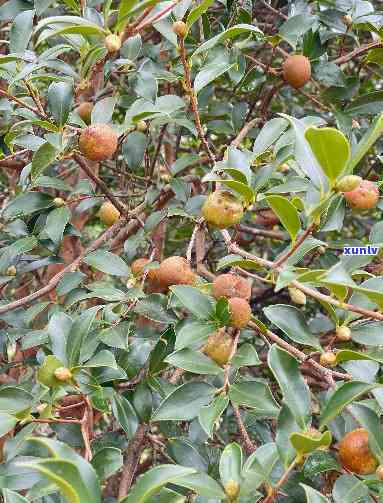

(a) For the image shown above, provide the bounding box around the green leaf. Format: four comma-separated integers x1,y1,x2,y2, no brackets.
171,472,226,499
194,62,235,94
112,392,138,439
123,131,148,169
2,489,29,502
253,118,289,158
17,437,101,503
47,81,73,127
0,412,18,437
319,381,377,429
300,484,330,503
165,349,223,375
152,382,216,421
305,127,350,182
121,465,196,503
229,381,280,417
84,250,130,276
346,112,383,173
91,447,123,481
266,195,301,242
3,192,53,219
31,141,58,179
216,254,262,272
219,442,242,486
175,321,216,350
268,345,311,428
186,0,214,28
149,326,176,374
192,24,263,56
66,306,100,367
91,96,116,125
0,387,33,415
45,206,71,244
290,431,332,456
198,394,229,437
170,285,215,320
263,305,322,351
332,474,369,503
231,343,261,368
10,9,34,53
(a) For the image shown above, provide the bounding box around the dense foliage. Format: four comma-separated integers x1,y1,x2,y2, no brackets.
1,0,383,501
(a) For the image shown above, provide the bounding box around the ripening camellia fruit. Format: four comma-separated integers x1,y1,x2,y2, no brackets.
319,351,337,367
156,256,196,288
212,274,251,301
203,329,234,366
6,265,17,276
376,465,383,480
336,325,351,341
105,34,122,53
131,257,159,282
228,297,252,328
339,428,378,475
136,120,147,132
202,190,244,229
98,201,120,226
344,179,379,210
336,175,361,193
79,124,119,161
282,55,311,89
172,20,187,38
53,367,72,382
76,101,93,124
53,197,65,208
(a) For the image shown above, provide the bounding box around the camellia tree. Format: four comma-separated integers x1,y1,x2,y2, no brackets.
1,0,383,501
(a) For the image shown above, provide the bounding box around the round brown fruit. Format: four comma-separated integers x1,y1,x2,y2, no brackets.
156,256,196,288
105,34,122,53
98,201,120,226
212,274,251,301
203,329,233,366
339,428,378,475
344,179,379,210
283,55,311,89
173,20,187,38
319,351,337,367
228,297,252,328
202,190,244,229
79,124,119,161
76,101,93,124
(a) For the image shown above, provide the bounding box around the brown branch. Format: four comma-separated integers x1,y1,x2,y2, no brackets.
334,41,383,65
232,403,256,454
73,154,126,215
178,38,216,164
118,424,148,500
238,224,286,240
231,118,260,148
274,223,316,268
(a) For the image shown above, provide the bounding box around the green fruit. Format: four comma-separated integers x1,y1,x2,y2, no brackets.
38,355,66,387
202,190,244,229
336,175,362,192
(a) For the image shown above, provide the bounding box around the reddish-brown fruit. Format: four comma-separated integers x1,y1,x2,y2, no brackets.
98,201,120,226
202,190,244,229
344,179,379,210
156,256,196,288
228,297,252,328
79,124,119,161
203,329,234,366
173,20,187,38
76,101,93,124
339,428,378,475
283,55,311,89
105,34,122,53
212,274,251,301
320,351,337,367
